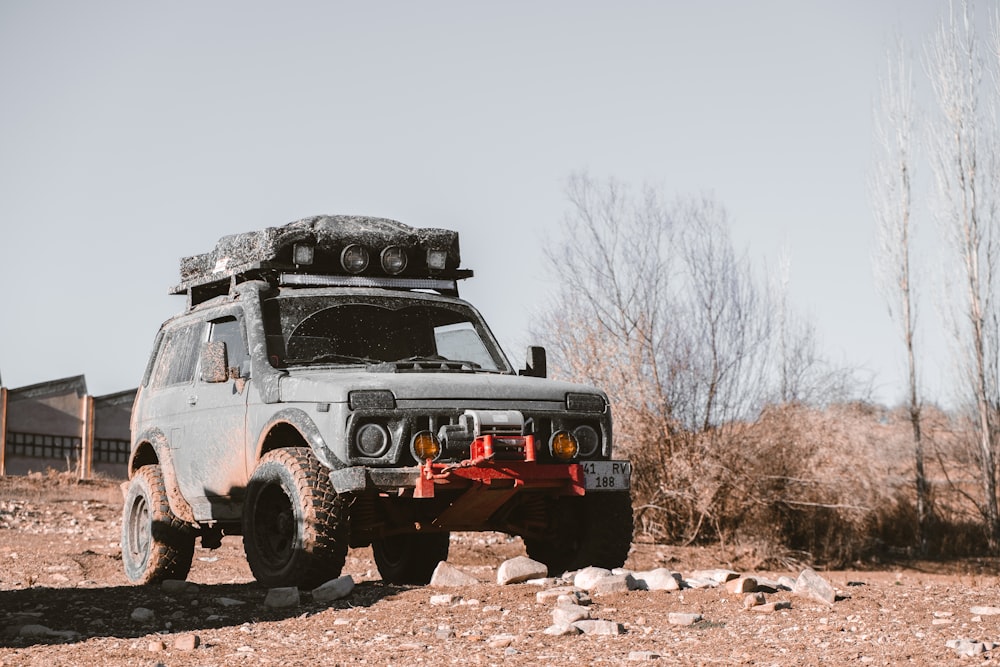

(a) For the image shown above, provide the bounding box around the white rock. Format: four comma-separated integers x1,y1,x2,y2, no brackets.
536,586,584,604
689,569,738,584
573,566,612,591
777,576,797,590
552,604,591,626
793,568,835,606
312,575,355,603
573,619,624,635
632,568,680,591
682,578,717,589
488,633,517,648
544,624,581,636
970,606,1000,616
430,561,479,587
430,593,460,606
668,612,702,626
264,587,300,609
592,574,637,595
557,591,592,606
496,556,548,585
629,651,662,661
726,577,758,594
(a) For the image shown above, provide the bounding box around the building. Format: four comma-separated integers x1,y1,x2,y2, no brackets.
0,375,134,479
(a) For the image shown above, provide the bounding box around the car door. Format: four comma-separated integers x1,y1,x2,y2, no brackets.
174,313,251,521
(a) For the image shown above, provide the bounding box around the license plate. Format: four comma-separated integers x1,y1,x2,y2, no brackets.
581,460,631,491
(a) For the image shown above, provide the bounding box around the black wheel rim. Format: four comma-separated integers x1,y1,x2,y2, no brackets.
255,484,297,569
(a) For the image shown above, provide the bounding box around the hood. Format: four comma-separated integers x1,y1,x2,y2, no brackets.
277,369,605,409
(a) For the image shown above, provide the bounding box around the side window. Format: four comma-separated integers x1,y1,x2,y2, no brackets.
209,317,250,378
150,322,206,388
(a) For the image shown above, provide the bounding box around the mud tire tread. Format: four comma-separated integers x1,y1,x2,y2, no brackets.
121,464,195,584
243,447,348,589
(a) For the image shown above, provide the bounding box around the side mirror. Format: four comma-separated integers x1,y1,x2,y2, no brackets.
200,341,229,383
521,345,547,378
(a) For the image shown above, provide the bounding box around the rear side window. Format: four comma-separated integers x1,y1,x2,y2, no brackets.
150,322,206,388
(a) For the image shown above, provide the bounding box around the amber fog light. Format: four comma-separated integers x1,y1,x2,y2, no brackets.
549,430,579,461
410,431,441,461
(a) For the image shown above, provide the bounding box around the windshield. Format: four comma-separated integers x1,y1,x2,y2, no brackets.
263,294,508,372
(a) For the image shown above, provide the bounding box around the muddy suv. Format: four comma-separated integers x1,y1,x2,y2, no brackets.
121,215,632,588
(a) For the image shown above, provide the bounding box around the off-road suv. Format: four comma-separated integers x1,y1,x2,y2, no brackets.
121,215,632,588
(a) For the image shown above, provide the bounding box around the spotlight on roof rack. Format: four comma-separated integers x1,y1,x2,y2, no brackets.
380,246,408,275
292,243,314,266
341,244,369,274
426,248,448,272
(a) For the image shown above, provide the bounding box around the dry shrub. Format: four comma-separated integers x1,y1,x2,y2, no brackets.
626,401,993,567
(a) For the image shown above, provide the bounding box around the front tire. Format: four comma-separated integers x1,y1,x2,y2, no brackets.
524,491,633,576
372,532,450,585
121,464,195,584
243,447,348,588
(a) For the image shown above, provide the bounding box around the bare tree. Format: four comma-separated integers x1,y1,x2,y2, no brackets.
926,0,1000,550
871,36,930,549
535,173,847,543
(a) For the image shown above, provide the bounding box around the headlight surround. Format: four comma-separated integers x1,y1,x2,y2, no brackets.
573,424,601,458
549,430,579,461
411,430,442,462
355,422,391,458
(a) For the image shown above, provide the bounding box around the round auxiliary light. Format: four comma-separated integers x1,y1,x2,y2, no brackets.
340,244,370,274
410,430,442,462
380,246,408,275
573,425,600,458
549,430,579,461
356,423,391,458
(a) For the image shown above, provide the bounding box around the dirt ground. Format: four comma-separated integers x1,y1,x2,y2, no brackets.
3,475,1000,666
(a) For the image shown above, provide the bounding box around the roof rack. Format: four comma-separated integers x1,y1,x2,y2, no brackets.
170,215,473,307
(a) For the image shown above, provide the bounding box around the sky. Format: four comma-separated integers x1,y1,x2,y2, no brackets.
0,1,979,404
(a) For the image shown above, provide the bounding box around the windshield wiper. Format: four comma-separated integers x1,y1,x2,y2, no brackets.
285,353,379,366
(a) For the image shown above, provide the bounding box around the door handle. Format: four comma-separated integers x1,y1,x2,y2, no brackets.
188,395,198,405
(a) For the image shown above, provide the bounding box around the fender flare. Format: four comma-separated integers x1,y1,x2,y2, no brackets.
128,427,197,525
254,408,342,472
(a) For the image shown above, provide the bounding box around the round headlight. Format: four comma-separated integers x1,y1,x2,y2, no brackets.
356,423,390,457
341,244,370,274
549,430,579,461
380,246,408,275
410,430,442,462
573,425,600,458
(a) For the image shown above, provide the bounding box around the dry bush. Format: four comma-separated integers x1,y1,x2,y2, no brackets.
625,401,993,567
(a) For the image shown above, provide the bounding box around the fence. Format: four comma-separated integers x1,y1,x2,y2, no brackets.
0,377,134,479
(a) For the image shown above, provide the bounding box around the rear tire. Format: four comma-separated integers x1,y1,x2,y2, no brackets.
372,532,450,585
524,491,633,576
243,447,349,588
121,465,195,584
